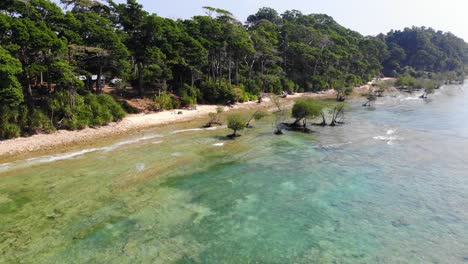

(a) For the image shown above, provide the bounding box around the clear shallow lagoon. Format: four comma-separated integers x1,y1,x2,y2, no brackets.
1,83,468,263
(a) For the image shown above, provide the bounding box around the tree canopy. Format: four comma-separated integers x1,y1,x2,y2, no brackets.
0,1,467,139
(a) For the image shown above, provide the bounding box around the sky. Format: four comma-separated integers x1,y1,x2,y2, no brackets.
110,0,468,41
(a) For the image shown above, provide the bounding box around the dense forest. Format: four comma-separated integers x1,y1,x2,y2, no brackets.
0,0,467,139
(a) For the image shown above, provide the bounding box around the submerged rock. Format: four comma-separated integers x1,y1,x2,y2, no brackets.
391,218,410,228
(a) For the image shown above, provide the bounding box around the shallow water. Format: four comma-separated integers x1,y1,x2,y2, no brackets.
1,83,468,263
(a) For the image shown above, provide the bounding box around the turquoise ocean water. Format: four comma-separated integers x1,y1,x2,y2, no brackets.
1,82,467,263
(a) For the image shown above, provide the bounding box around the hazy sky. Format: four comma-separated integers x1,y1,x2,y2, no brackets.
110,0,468,41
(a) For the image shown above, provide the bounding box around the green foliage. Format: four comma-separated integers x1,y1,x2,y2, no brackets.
97,94,126,121
0,46,25,139
29,110,55,133
50,91,126,130
179,84,199,107
0,122,20,139
395,74,418,88
260,74,282,94
382,27,467,77
395,74,441,96
334,79,354,101
292,99,324,125
153,92,176,111
281,78,296,94
227,114,247,136
0,46,23,108
0,1,467,140
199,80,236,104
246,110,268,127
205,106,225,127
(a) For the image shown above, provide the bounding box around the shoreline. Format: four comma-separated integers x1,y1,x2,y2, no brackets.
0,88,359,160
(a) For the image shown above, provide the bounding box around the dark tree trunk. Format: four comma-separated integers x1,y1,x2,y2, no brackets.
46,69,52,95
22,72,34,108
292,118,302,127
319,112,327,126
96,66,103,94
86,76,92,91
191,70,195,88
138,63,144,97
235,60,239,85
228,55,232,85
162,79,167,92
218,53,222,86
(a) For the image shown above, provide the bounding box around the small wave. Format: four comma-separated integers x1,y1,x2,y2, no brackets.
171,152,182,157
104,134,163,152
3,133,165,170
0,163,11,172
373,132,402,145
170,126,226,135
401,94,423,101
25,148,101,164
213,143,224,147
318,141,353,149
152,141,163,144
373,136,398,141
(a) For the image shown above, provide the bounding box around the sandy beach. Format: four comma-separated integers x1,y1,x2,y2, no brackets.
0,88,351,158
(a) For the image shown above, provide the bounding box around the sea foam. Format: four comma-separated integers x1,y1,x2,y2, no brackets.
401,94,423,101
170,126,226,135
374,128,401,145
103,134,164,152
25,148,102,164
0,163,11,172
2,133,164,171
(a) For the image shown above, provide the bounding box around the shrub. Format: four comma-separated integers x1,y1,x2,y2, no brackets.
260,74,282,94
281,78,296,94
245,92,258,101
232,86,248,103
86,94,113,126
50,90,127,130
292,99,324,126
29,110,55,133
180,84,199,106
181,94,196,107
97,94,126,121
246,110,268,127
227,114,247,137
153,92,174,110
199,80,235,104
311,76,330,91
244,79,262,96
171,96,181,109
0,122,20,139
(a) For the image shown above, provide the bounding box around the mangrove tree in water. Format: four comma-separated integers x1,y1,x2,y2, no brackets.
291,99,324,131
205,106,225,127
227,114,247,137
246,110,268,128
